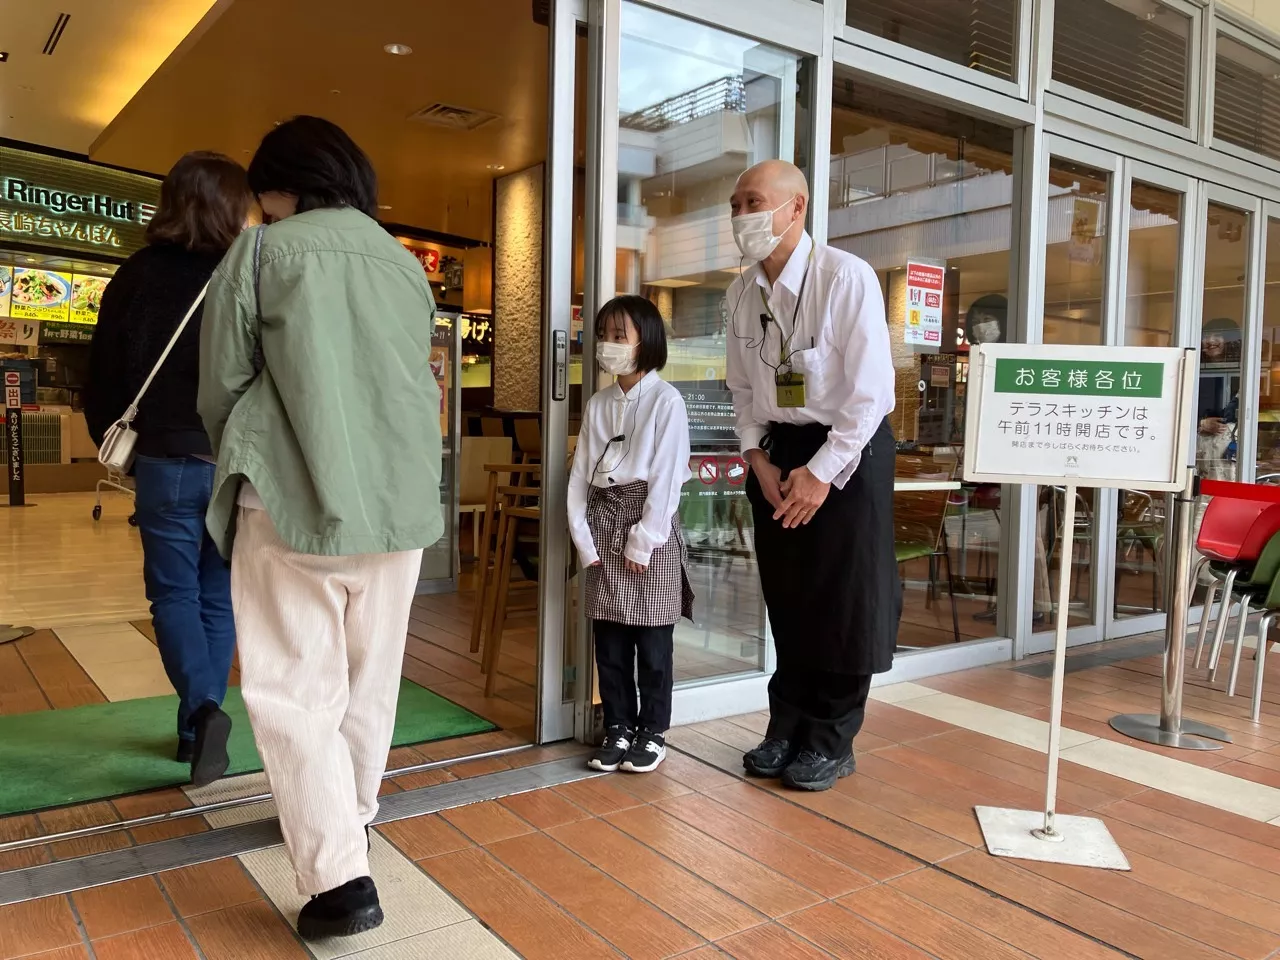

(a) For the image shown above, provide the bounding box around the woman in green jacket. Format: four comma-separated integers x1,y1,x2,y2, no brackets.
199,116,442,942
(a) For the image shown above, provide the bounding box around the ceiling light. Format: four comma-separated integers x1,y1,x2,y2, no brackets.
383,43,412,56
487,164,505,171
0,53,9,63
378,204,393,211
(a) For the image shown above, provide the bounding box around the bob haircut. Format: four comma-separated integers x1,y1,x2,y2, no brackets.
145,151,252,254
247,116,378,217
964,293,1007,345
596,294,667,372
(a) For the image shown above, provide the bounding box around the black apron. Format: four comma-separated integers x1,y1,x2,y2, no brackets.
746,419,900,675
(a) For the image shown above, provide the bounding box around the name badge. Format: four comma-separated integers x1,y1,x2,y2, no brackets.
775,372,806,409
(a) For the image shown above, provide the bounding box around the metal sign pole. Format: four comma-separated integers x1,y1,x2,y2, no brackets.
1109,466,1231,749
974,484,1130,869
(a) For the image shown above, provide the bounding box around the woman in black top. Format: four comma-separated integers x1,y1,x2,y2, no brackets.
85,152,253,787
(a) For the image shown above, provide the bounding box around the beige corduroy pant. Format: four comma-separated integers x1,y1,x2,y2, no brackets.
231,506,422,895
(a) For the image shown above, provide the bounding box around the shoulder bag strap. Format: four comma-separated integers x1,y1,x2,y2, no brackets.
119,282,209,425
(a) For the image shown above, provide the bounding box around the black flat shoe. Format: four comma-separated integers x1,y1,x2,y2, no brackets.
190,703,232,788
297,876,384,941
175,739,194,764
743,737,796,778
781,749,856,792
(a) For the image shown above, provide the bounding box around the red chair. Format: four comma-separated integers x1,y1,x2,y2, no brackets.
1191,481,1280,673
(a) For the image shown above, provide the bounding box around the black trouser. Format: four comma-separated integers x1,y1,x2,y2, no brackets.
766,661,872,757
594,621,674,734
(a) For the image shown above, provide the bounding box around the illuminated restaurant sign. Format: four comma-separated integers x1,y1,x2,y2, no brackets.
0,146,161,257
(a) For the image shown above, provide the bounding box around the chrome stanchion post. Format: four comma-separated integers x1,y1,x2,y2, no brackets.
1110,467,1231,749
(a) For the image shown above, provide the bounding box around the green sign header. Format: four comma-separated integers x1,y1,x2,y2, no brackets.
0,146,161,258
994,359,1163,398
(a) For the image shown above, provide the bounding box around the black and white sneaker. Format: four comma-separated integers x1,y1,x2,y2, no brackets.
620,730,666,773
588,726,633,772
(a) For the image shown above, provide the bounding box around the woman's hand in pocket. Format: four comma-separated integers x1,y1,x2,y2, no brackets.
625,558,648,574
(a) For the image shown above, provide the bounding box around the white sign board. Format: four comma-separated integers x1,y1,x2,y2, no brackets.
904,260,944,348
0,319,38,347
964,343,1195,491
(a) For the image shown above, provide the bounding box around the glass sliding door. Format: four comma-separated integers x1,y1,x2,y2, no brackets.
1256,214,1280,482
607,1,809,697
1032,144,1119,646
1109,164,1192,629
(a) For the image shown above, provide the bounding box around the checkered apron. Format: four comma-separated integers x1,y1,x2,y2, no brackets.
584,480,695,626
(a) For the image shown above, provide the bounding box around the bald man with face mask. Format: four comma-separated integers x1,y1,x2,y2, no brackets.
725,160,900,792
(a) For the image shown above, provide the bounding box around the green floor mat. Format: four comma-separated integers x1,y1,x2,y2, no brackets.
0,679,495,816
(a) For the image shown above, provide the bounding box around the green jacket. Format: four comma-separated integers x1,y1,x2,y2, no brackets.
199,207,442,558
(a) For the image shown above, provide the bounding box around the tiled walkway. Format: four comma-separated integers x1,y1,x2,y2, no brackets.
9,636,1280,958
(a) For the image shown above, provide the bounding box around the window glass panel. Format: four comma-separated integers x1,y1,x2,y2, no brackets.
1037,158,1111,630
829,69,1016,646
1114,183,1182,621
846,0,1018,81
1052,0,1191,127
1258,220,1280,481
616,1,808,685
1214,34,1280,163
1197,203,1249,484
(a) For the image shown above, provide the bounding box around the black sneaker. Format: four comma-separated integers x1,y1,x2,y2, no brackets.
621,730,666,773
175,739,194,764
588,726,633,772
743,737,796,778
781,749,856,792
190,702,232,788
297,876,384,941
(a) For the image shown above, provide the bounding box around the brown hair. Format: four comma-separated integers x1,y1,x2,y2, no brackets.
145,151,252,254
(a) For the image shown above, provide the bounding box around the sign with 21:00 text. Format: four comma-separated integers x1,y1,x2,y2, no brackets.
0,147,161,258
964,344,1194,491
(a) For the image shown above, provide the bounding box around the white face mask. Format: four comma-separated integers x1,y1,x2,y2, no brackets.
972,318,1002,344
732,195,800,262
597,341,638,376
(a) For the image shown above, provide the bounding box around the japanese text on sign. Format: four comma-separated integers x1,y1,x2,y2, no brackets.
904,260,944,347
965,344,1193,491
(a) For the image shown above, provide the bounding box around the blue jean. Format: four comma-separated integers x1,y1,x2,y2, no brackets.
134,456,237,741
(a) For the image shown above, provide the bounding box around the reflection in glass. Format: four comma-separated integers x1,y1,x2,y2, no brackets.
827,72,1017,646
1035,159,1110,629
1215,35,1280,165
1052,0,1191,127
1197,203,1249,484
614,2,807,683
845,0,1017,82
1113,184,1182,620
1256,220,1280,481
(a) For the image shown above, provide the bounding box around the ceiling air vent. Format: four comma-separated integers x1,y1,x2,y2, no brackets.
408,103,498,131
42,13,70,56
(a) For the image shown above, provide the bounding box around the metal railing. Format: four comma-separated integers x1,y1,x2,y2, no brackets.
621,75,747,132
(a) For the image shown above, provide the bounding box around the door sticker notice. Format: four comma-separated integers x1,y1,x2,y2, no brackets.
904,260,944,347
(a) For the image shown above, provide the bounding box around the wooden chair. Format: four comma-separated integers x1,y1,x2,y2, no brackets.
480,416,506,438
514,417,542,464
894,455,961,644
459,437,513,562
481,484,541,696
469,463,541,655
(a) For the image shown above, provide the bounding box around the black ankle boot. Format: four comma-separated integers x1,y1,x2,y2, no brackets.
189,702,232,788
297,876,383,941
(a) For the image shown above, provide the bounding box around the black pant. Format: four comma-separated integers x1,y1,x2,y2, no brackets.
766,661,872,757
594,621,674,734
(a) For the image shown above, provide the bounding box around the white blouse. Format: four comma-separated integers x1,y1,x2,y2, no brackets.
567,369,692,567
725,231,896,488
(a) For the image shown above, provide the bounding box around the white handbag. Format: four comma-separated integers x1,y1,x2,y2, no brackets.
98,283,210,474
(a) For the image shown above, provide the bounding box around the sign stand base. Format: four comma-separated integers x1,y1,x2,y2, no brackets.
975,807,1131,870
1108,713,1229,750
0,625,33,645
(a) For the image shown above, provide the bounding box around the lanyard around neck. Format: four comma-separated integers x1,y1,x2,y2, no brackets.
758,245,814,367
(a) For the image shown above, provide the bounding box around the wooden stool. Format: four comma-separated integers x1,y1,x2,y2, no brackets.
469,463,540,654
481,485,541,696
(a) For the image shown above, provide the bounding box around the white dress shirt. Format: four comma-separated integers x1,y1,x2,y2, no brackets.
567,369,692,567
725,231,895,488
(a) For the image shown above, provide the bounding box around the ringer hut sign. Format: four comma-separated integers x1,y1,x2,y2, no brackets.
965,344,1194,491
